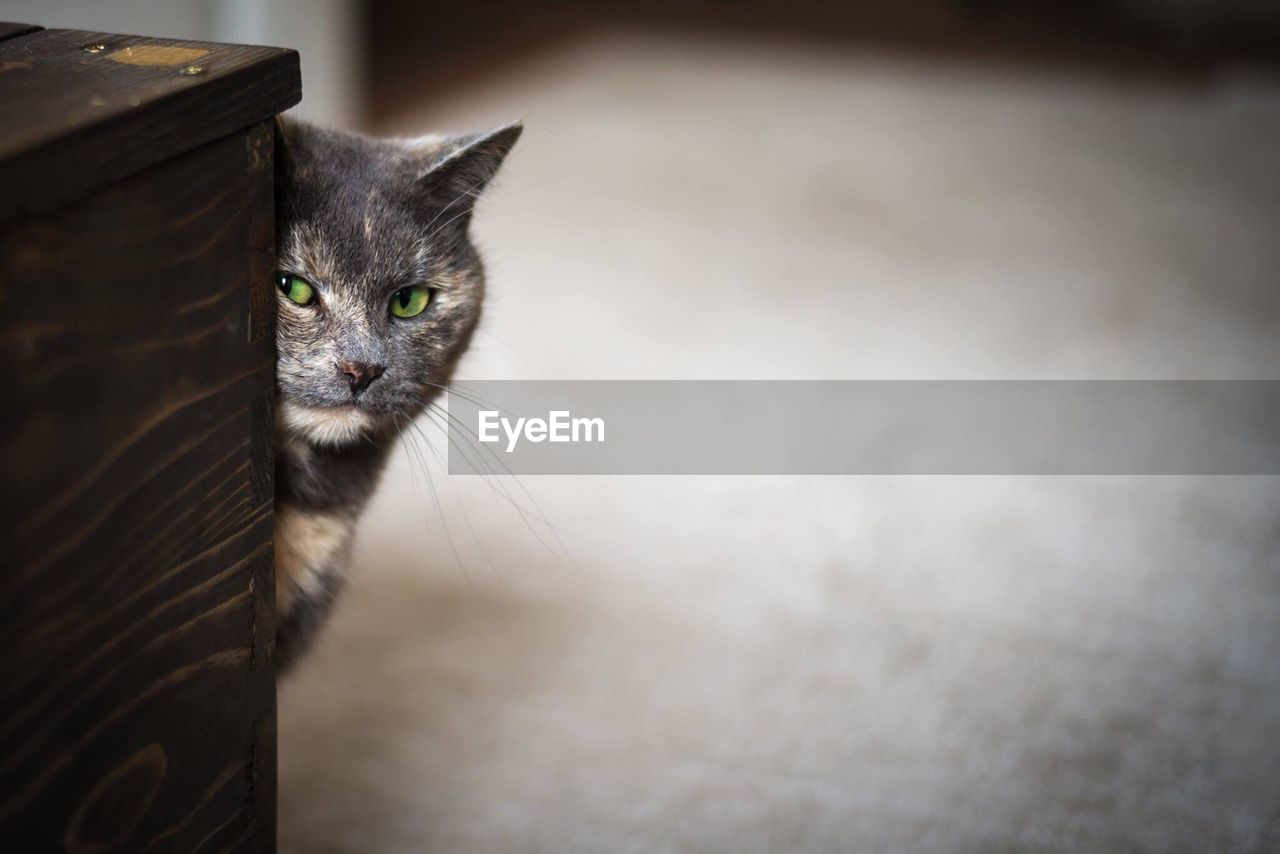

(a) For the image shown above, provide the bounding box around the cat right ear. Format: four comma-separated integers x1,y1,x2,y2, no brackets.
414,123,523,220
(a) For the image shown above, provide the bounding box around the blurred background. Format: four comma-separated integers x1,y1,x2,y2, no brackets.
11,1,1280,851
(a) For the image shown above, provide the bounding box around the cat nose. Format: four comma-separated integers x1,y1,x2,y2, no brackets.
337,360,385,394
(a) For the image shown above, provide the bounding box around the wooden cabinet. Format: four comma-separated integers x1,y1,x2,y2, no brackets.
0,24,299,851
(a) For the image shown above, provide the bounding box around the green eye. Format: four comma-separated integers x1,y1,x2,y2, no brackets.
390,285,431,318
278,274,315,306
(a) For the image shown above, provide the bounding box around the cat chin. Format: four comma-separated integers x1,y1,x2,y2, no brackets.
280,400,380,447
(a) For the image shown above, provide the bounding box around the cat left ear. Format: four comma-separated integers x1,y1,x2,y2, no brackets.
415,122,523,218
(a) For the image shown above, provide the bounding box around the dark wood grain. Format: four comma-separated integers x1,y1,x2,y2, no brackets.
0,22,41,42
0,28,299,223
0,122,278,852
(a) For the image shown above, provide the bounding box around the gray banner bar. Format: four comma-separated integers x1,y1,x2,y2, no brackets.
444,381,1280,475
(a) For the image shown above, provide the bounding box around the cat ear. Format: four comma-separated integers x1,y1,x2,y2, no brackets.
414,122,523,220
273,116,326,193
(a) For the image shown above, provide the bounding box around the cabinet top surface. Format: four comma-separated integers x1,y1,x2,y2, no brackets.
0,24,300,217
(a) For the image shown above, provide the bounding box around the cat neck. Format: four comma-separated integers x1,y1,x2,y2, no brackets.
275,427,398,517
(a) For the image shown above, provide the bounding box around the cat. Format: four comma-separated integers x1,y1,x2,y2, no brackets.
271,116,521,671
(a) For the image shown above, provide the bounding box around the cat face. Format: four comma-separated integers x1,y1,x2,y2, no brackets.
273,119,520,446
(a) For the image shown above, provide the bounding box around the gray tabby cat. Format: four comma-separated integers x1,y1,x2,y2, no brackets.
272,117,521,671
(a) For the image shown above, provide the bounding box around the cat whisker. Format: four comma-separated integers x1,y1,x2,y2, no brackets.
412,395,578,569
425,399,558,523
419,379,519,420
397,412,484,598
403,417,505,585
412,399,518,507
417,378,494,408
392,412,427,510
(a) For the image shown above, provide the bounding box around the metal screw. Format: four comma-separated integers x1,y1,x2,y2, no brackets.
81,43,107,53
179,64,206,76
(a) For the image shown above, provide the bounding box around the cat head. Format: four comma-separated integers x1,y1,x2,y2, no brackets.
273,117,521,447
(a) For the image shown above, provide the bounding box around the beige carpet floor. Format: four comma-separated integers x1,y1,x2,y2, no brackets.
278,33,1280,852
